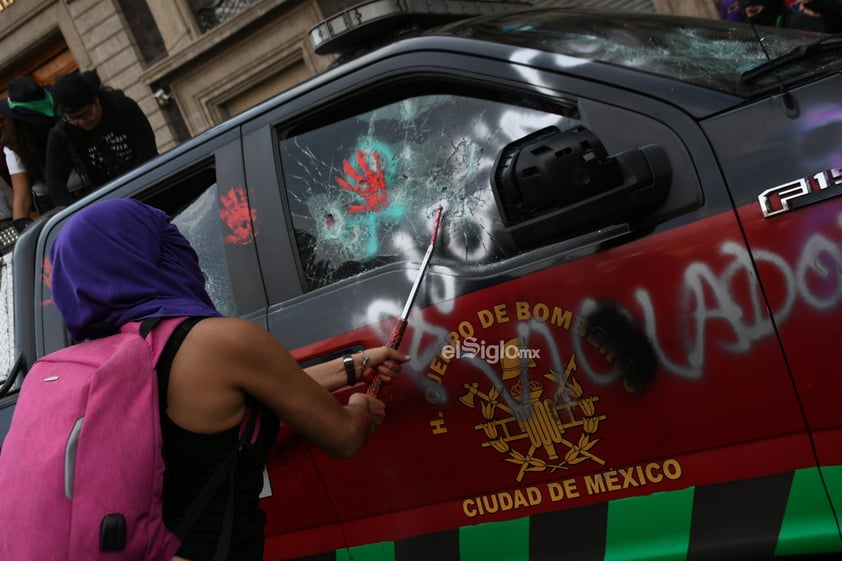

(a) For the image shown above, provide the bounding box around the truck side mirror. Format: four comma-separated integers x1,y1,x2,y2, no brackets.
491,125,672,249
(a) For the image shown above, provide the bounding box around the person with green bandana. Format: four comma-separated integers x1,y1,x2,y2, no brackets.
0,76,59,232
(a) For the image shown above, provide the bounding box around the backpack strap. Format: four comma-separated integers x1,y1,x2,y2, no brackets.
142,316,257,561
138,316,163,338
153,316,203,413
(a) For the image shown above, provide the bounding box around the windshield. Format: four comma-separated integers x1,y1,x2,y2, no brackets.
449,8,835,97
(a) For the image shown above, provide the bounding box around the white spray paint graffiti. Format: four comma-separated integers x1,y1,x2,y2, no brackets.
0,253,14,383
796,215,842,310
630,241,773,381
629,222,842,381
458,319,572,417
364,270,456,403
363,214,842,398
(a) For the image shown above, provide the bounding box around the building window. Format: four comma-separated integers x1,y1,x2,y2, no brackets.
117,0,167,64
188,0,258,32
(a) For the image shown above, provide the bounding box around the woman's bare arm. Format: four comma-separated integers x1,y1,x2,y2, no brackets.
166,317,394,458
10,172,32,221
304,346,409,391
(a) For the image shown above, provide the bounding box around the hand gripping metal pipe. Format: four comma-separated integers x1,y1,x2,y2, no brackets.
367,205,444,397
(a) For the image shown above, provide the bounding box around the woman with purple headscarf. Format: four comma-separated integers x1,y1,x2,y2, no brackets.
50,198,409,561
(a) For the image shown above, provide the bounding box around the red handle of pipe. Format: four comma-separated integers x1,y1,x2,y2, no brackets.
366,318,407,397
386,318,408,350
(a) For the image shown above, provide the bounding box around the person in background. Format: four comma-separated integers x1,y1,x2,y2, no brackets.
720,0,842,30
0,77,58,232
745,0,788,25
783,0,842,32
0,179,13,229
720,0,748,22
45,70,158,206
0,152,13,228
49,198,409,561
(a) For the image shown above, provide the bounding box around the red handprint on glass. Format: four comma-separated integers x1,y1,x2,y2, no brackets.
336,149,389,214
219,185,256,245
41,256,53,306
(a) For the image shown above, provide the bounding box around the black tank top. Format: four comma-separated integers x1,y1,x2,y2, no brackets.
157,317,280,561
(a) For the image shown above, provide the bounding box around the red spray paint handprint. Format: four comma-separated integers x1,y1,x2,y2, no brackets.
219,185,256,245
41,256,53,306
336,149,389,214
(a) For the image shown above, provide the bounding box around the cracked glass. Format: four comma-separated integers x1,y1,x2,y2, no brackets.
280,93,581,291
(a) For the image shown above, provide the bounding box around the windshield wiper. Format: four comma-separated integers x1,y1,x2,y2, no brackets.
740,35,842,83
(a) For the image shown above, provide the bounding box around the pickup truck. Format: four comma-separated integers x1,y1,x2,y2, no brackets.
1,3,841,560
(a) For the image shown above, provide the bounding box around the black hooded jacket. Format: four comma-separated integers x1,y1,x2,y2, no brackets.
45,89,157,205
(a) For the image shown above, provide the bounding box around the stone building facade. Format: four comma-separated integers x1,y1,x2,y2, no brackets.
0,0,719,154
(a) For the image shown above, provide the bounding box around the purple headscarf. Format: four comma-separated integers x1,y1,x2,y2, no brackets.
721,0,747,21
50,198,222,341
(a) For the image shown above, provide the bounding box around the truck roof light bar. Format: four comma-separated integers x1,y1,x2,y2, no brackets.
309,0,532,55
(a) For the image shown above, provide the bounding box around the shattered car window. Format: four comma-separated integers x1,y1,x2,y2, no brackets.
170,186,237,316
450,8,826,96
280,94,580,290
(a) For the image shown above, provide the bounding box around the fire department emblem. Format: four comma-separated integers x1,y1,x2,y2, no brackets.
458,340,607,483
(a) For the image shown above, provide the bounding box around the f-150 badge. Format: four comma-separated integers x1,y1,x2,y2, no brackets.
758,168,842,218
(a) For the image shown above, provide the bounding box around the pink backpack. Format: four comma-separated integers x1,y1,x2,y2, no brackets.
0,317,249,560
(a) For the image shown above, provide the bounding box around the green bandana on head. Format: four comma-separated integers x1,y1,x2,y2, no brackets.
8,91,55,118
